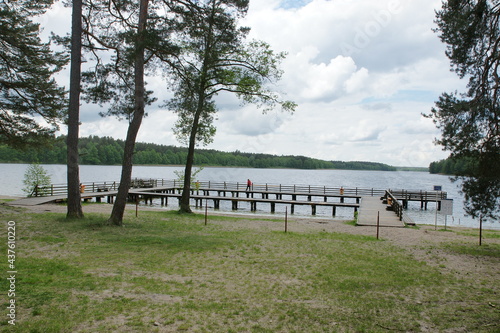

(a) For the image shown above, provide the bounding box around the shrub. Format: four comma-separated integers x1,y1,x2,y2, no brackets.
23,163,52,196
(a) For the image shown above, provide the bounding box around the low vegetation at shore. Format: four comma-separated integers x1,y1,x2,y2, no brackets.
0,203,498,332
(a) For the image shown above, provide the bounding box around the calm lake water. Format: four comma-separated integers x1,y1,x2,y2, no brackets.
1,163,498,230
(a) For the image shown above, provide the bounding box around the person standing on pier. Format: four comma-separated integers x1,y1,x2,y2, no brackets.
246,179,252,191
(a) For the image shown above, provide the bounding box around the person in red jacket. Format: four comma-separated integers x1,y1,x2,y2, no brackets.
246,179,252,191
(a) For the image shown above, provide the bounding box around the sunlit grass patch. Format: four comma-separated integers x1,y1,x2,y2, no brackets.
0,206,498,332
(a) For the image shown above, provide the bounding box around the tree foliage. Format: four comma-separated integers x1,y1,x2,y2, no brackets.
426,0,500,221
22,163,52,197
77,0,181,120
429,156,477,175
0,0,67,149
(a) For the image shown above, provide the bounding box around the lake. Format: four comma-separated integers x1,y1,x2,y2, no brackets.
1,163,497,230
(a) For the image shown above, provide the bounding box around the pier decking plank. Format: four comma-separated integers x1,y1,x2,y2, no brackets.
357,196,405,227
9,196,67,206
9,191,118,206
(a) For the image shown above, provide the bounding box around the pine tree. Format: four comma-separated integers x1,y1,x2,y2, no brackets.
67,0,84,219
166,0,296,213
427,0,499,221
0,0,67,148
80,0,176,225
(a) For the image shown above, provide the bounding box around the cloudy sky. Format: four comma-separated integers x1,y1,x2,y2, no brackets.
40,0,466,167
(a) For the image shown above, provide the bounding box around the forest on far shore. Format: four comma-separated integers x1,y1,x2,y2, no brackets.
0,135,401,171
428,156,477,176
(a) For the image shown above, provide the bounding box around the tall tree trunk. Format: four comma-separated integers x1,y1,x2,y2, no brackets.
66,0,84,219
179,11,214,214
179,108,202,213
108,0,148,226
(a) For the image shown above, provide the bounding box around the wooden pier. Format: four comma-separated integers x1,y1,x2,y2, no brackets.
128,189,360,216
9,179,447,227
357,196,406,227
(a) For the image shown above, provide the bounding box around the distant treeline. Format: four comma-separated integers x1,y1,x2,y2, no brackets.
0,135,397,171
429,156,476,175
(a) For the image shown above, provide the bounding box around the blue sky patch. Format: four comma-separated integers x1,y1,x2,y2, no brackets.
361,90,439,105
278,0,313,10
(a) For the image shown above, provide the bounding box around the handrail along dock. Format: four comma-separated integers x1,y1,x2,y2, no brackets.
29,179,448,223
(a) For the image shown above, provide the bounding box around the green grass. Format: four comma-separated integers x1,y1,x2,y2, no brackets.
0,204,498,332
455,228,500,239
443,242,500,258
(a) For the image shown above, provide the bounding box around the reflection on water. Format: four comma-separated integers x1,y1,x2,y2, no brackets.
1,163,498,229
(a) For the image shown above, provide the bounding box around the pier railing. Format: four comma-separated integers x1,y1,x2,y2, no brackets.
34,179,446,206
33,181,121,196
385,190,415,225
388,189,447,200
181,181,388,197
33,178,171,196
34,179,390,197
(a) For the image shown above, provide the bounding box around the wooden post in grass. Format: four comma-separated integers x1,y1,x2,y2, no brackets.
205,199,208,226
376,211,380,240
135,196,138,217
285,207,288,233
479,214,483,246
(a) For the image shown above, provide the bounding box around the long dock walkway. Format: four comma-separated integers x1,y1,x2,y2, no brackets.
9,190,118,206
9,195,68,206
357,196,405,227
8,179,446,227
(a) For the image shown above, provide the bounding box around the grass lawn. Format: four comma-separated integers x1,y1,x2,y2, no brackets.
0,203,498,332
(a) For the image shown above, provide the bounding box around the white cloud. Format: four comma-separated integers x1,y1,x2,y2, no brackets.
282,50,368,102
41,0,464,167
220,107,289,136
